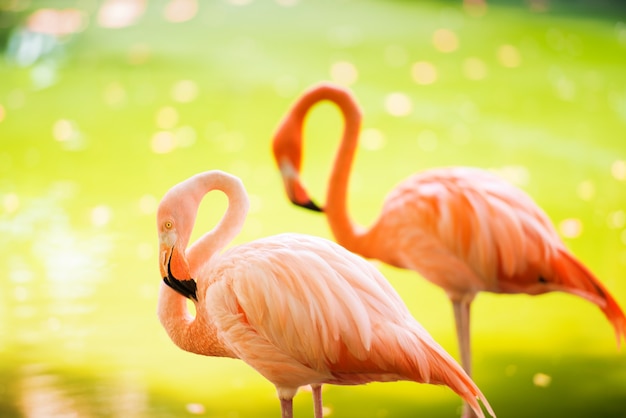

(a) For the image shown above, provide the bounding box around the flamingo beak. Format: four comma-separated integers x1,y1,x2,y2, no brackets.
278,159,322,212
160,243,198,301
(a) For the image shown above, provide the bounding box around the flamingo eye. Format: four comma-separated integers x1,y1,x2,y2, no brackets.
164,221,173,229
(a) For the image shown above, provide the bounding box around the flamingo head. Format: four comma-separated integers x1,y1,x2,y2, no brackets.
275,157,322,212
157,210,198,301
272,112,322,212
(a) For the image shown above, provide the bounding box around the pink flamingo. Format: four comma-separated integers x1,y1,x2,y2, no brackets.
156,170,495,418
272,82,626,417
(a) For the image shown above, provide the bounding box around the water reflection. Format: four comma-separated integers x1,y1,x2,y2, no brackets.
17,365,149,418
1,186,111,353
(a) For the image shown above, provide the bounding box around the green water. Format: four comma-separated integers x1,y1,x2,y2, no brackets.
1,0,625,416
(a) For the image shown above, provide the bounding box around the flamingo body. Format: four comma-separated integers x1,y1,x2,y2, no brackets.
208,234,469,392
362,166,569,297
156,170,494,418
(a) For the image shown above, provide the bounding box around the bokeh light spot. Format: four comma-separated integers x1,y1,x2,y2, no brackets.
463,0,488,17
411,61,438,85
559,218,583,239
384,92,412,117
607,210,625,229
151,131,176,154
137,242,153,261
497,44,522,68
611,160,626,181
0,104,5,123
27,8,86,37
360,128,386,151
53,119,75,142
330,61,358,86
103,82,127,108
91,205,112,228
138,194,157,215
171,80,198,103
186,403,205,414
552,74,576,101
52,119,85,150
1,1,29,12
164,0,198,23
155,106,179,129
463,57,488,80
433,28,459,53
533,373,552,388
528,0,549,12
97,0,146,29
576,180,595,201
3,193,20,214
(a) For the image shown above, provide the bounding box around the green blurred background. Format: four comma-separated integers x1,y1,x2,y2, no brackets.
1,0,625,417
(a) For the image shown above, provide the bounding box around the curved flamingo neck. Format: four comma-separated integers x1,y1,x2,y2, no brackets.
185,171,249,275
157,282,235,358
295,84,365,249
157,170,248,358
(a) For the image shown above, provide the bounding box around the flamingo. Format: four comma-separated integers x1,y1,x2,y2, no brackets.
271,82,626,417
156,170,496,418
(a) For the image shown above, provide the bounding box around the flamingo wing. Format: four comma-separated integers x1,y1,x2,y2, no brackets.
204,233,494,417
205,233,427,383
371,167,562,296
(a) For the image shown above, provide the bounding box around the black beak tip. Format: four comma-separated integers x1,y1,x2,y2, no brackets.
164,249,198,301
295,199,323,212
163,276,198,301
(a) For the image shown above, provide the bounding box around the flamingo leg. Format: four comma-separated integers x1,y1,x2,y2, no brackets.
311,384,323,418
280,398,293,418
453,299,472,376
452,299,477,418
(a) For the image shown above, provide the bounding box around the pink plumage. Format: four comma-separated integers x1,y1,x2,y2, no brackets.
156,170,495,418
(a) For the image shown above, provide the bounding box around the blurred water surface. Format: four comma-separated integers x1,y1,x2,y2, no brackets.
1,0,625,417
